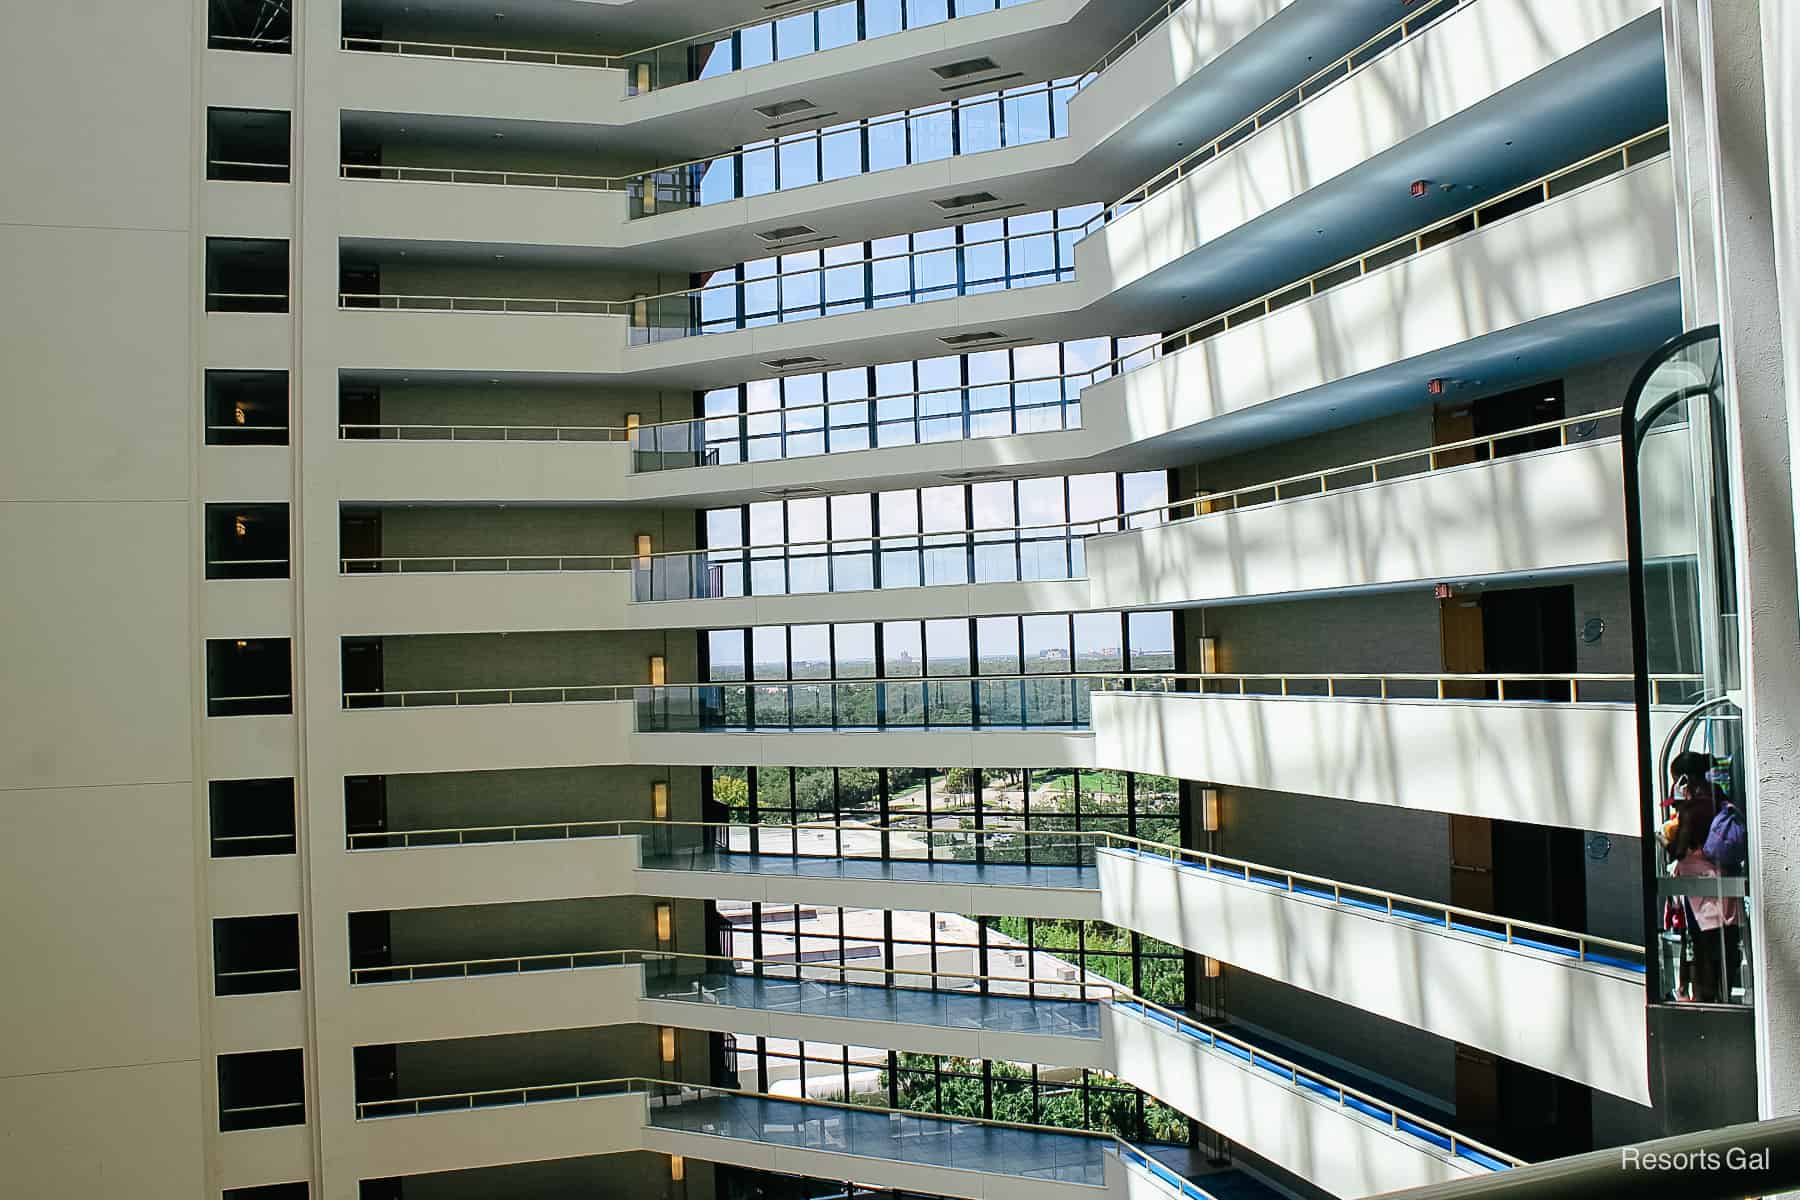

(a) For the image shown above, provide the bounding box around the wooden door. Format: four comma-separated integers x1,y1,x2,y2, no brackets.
1439,596,1488,699
1450,814,1496,911
1432,403,1478,467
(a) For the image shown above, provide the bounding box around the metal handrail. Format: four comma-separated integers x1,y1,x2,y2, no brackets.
340,35,619,68
699,819,1648,965
633,408,1623,569
208,291,288,302
347,818,629,850
207,557,290,567
220,1100,305,1115
351,947,634,982
335,668,1697,712
341,162,625,191
210,35,290,49
617,125,1670,338
1083,0,1467,236
337,421,626,441
337,292,624,314
351,1071,1512,1172
337,0,1014,80
212,831,296,850
342,943,1518,1167
206,423,290,434
1084,0,1187,79
345,815,1643,967
339,553,634,574
1098,670,1700,706
342,682,638,708
210,692,292,707
216,966,300,981
208,158,290,178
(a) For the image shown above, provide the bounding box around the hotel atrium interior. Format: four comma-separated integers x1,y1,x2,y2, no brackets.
3,0,1798,1198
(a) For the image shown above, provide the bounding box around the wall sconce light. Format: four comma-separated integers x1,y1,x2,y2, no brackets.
669,1154,685,1182
652,780,670,820
655,902,673,947
649,655,667,686
660,1026,678,1064
234,515,249,537
232,403,248,426
1196,637,1218,674
1203,956,1222,979
636,533,654,564
1200,787,1220,833
625,412,642,432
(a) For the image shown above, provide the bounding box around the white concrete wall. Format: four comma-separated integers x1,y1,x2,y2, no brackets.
1092,690,1642,836
335,699,636,776
350,964,644,1047
1088,438,1634,607
1096,849,1651,1103
344,835,642,911
339,1090,645,1180
1102,1004,1481,1195
0,0,213,1194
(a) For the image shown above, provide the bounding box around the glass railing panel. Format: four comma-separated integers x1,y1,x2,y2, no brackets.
632,677,1100,732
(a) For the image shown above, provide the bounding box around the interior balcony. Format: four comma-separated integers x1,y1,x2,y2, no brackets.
335,0,1162,153
345,952,1512,1193
1084,412,1698,609
347,1078,1118,1200
341,816,1641,1116
332,401,1687,644
1094,844,1649,1105
333,629,675,774
333,1,1404,274
1089,670,1691,837
333,132,1680,520
610,0,1667,388
331,240,677,375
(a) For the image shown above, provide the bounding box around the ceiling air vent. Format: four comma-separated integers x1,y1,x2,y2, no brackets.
754,97,818,120
756,224,818,242
932,56,1000,80
939,330,1009,347
933,191,1001,212
765,110,840,131
761,355,828,370
941,71,1024,94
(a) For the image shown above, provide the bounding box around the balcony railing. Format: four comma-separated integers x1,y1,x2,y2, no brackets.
342,682,638,709
341,162,622,191
345,944,1517,1169
639,124,1665,348
1082,0,1469,235
342,817,1646,977
338,421,627,442
636,672,1109,731
1100,671,1703,707
208,692,292,717
340,553,633,574
343,74,1077,218
633,517,1111,600
337,292,623,314
206,556,290,580
208,158,290,183
339,0,1040,96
